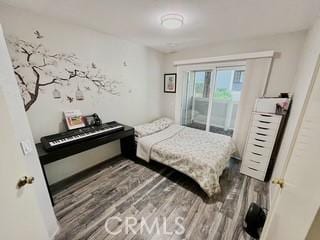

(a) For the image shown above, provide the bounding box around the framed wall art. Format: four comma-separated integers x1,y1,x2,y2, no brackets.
164,73,177,93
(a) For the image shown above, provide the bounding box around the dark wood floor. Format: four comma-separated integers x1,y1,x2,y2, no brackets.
53,156,268,240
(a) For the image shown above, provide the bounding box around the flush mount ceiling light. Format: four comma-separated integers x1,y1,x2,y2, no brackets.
161,14,184,29
167,42,178,47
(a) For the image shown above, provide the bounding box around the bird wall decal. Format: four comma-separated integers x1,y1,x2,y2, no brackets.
34,30,44,39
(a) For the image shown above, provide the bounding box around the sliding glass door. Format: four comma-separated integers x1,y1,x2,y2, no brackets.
182,70,212,130
181,65,245,136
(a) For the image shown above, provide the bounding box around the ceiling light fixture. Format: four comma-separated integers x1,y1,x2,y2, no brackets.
161,13,184,29
167,42,178,48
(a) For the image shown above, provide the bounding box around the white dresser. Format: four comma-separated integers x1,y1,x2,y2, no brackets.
240,112,283,181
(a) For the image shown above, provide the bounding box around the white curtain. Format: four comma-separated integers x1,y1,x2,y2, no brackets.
232,57,273,157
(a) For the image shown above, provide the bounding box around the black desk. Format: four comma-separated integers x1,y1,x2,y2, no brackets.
36,124,135,205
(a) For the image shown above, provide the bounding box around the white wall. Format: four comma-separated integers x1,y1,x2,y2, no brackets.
270,17,320,205
161,31,306,118
0,4,164,184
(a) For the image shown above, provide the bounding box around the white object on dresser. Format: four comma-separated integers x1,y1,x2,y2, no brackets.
254,97,289,113
240,112,282,181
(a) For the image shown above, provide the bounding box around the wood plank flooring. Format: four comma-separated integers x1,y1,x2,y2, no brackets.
53,156,268,240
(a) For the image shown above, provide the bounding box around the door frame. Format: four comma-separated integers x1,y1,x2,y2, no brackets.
261,55,320,239
205,68,217,131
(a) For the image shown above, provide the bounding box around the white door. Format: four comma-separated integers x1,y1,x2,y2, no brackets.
0,25,54,240
261,61,320,239
0,90,49,240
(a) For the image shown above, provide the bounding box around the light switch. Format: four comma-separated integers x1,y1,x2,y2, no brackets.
20,140,33,155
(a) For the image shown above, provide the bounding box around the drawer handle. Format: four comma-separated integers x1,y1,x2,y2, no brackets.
260,114,272,117
258,126,269,130
256,132,267,136
255,138,266,142
248,167,258,171
249,159,261,164
259,120,271,124
252,152,262,156
253,144,264,148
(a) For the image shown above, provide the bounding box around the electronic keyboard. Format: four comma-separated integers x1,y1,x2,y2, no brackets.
40,121,124,151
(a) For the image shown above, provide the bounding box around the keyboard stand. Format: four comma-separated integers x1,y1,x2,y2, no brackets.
36,123,135,206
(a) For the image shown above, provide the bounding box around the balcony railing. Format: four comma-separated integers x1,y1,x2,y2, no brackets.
189,97,239,131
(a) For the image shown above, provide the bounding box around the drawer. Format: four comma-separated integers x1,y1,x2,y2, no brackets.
252,120,279,130
253,113,282,124
240,164,266,181
250,125,278,137
243,150,270,163
243,158,268,172
249,131,275,143
248,136,275,148
246,144,272,157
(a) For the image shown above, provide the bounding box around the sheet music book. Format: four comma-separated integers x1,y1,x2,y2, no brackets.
64,110,86,130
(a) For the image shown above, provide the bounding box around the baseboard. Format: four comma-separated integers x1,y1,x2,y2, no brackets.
50,154,123,195
268,182,272,209
50,224,60,240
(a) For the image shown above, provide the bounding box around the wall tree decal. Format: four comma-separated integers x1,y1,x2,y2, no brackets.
7,34,120,111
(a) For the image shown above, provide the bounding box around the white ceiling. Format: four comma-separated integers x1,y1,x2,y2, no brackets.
1,0,320,53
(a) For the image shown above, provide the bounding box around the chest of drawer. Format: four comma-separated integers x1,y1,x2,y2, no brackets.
241,111,284,181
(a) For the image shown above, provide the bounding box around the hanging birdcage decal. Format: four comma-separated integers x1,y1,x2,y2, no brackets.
75,85,84,100
52,87,61,99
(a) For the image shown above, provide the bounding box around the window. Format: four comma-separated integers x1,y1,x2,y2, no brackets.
214,69,233,100
232,70,244,91
194,71,211,98
182,66,245,137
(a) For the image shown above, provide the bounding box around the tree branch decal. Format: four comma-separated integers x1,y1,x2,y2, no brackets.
7,32,120,111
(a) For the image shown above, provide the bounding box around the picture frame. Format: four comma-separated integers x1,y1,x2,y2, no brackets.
164,73,177,93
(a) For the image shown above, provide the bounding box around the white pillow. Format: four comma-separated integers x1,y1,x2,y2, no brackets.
151,117,173,129
135,117,173,138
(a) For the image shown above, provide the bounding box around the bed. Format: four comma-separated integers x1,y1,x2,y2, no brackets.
135,118,236,197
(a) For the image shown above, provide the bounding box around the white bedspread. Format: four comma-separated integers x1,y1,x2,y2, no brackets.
137,124,184,162
136,124,236,197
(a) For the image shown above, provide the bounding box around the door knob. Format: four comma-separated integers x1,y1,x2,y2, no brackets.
17,176,35,189
272,178,284,189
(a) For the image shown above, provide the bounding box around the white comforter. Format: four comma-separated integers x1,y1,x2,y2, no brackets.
137,124,236,197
